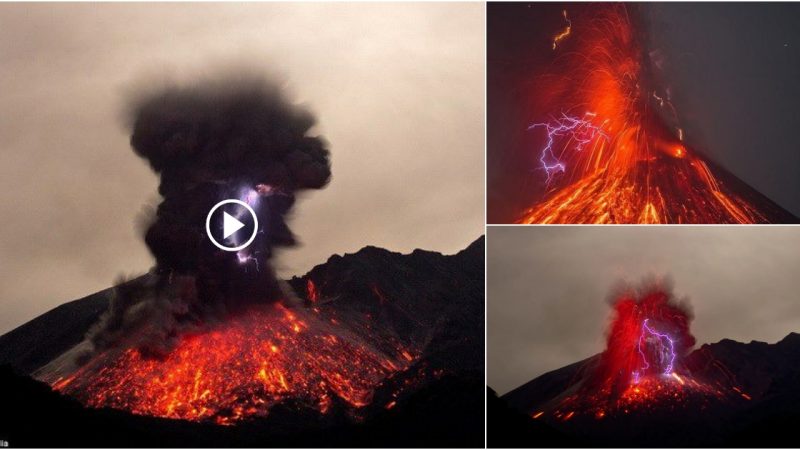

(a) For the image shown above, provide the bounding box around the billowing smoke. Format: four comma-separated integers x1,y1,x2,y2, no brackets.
86,75,331,356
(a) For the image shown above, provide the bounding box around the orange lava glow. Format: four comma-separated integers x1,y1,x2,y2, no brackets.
518,5,775,224
306,279,319,303
52,303,415,425
541,373,750,422
552,10,572,50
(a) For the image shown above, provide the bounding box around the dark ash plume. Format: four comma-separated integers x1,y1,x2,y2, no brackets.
86,75,331,355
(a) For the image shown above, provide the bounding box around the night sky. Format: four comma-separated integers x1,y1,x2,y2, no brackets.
487,226,800,395
488,2,800,222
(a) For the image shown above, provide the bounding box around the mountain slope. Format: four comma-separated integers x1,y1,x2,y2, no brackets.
495,333,800,446
0,237,484,447
0,285,119,374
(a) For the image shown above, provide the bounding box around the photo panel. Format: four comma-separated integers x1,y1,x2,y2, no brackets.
488,2,800,224
0,3,485,447
487,225,800,447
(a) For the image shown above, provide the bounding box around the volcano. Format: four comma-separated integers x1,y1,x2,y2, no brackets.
0,237,484,447
487,3,799,224
490,332,800,446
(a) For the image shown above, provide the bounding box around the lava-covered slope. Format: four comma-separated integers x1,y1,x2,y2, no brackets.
493,333,800,447
517,154,799,224
0,237,484,447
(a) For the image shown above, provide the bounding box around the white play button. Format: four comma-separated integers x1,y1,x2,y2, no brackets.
222,212,245,239
205,199,259,252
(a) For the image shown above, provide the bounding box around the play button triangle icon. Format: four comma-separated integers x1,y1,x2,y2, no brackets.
222,212,245,239
206,199,258,252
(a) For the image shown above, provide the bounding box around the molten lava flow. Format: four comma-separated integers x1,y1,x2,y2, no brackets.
517,5,775,224
532,281,751,422
52,303,415,425
306,279,319,303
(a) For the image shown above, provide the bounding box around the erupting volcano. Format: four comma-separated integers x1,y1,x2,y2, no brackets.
597,289,693,391
0,75,484,447
523,281,752,424
27,76,357,421
505,4,796,224
495,277,800,446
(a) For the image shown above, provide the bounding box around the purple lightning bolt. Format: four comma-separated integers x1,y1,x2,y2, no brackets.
634,318,676,383
231,185,271,270
528,112,608,182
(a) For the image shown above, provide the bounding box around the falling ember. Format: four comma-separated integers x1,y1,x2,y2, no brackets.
517,4,792,224
552,10,572,50
51,304,416,424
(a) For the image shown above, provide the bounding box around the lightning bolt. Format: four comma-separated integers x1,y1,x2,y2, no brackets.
528,112,608,183
634,318,676,383
231,186,265,270
237,251,259,272
229,184,279,270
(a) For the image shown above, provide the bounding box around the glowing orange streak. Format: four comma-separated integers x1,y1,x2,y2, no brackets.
552,10,572,50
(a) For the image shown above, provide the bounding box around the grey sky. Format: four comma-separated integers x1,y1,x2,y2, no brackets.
488,226,800,395
650,3,800,217
0,3,485,334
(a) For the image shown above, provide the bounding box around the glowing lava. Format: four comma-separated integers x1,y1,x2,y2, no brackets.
52,303,415,425
307,279,319,303
517,5,786,224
